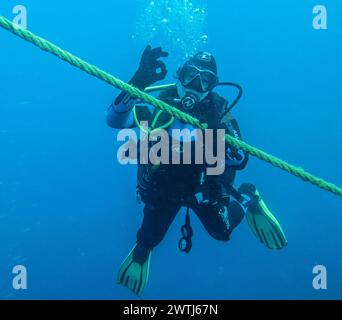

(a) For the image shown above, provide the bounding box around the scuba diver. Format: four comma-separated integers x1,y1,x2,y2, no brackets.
107,46,287,296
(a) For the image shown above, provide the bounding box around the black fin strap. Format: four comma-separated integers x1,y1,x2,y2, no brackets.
178,208,193,254
227,185,245,204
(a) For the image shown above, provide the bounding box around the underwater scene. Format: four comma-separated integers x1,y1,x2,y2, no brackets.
0,0,341,300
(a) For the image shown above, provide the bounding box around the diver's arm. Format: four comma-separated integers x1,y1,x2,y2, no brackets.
106,45,168,129
225,118,249,170
106,92,135,129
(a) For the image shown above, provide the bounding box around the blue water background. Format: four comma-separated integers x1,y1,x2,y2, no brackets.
0,0,341,299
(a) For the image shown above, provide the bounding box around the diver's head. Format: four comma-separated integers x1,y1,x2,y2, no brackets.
176,51,219,109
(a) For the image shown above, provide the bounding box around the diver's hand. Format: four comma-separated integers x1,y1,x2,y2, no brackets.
130,45,169,90
226,147,243,161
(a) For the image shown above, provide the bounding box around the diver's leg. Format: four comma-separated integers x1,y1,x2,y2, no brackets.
192,167,244,241
135,163,183,248
118,195,181,296
137,199,182,249
191,199,245,242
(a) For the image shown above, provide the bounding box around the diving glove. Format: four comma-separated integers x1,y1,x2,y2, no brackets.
239,183,288,250
130,45,169,90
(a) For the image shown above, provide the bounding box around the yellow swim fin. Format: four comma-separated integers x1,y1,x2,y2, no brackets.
117,243,152,297
239,184,288,250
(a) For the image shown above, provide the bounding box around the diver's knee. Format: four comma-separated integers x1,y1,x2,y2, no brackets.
209,230,231,242
137,229,165,249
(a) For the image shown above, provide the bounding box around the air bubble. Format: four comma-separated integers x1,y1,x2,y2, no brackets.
134,0,208,62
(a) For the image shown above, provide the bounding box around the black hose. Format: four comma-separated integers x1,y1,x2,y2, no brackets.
218,82,243,121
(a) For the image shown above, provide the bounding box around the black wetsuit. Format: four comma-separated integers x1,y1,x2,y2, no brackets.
131,88,249,249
